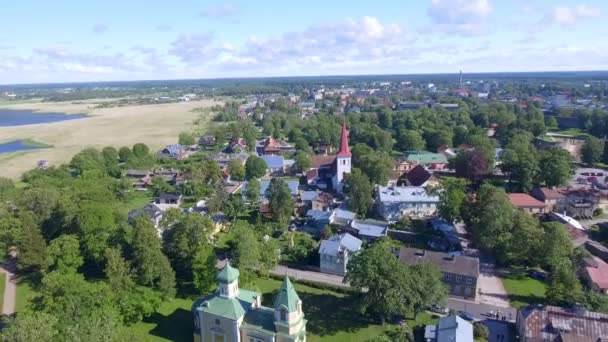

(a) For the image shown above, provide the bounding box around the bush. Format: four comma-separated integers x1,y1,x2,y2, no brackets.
594,208,604,217
266,273,354,295
474,322,489,339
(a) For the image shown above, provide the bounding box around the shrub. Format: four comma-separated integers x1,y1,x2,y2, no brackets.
474,322,489,339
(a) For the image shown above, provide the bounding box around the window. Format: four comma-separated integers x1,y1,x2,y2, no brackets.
212,332,225,342
215,319,220,325
248,337,263,342
280,308,287,321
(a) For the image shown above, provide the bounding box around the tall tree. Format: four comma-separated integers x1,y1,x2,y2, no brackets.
118,146,134,163
45,234,83,273
225,194,246,223
437,177,468,223
259,236,279,278
581,136,604,164
344,169,373,216
178,131,196,146
500,135,539,192
245,155,267,179
266,178,294,224
546,259,584,306
397,129,426,151
410,263,448,318
132,143,150,158
293,151,311,173
538,147,574,187
16,212,47,274
131,215,176,299
231,222,260,286
0,311,59,341
245,177,261,205
191,244,217,294
228,159,246,181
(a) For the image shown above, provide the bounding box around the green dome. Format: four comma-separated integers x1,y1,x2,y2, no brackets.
217,262,240,283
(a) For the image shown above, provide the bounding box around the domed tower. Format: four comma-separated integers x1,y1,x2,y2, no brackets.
274,277,307,341
216,261,240,299
334,118,351,193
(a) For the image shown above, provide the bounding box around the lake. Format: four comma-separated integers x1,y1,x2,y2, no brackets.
0,108,86,126
0,140,48,153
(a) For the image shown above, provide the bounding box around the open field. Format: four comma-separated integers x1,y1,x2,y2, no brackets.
500,273,547,308
0,99,220,179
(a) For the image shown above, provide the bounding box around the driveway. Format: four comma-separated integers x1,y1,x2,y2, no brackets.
1,257,16,316
477,261,511,308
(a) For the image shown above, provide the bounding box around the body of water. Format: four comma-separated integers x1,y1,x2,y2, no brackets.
0,109,86,126
0,140,48,153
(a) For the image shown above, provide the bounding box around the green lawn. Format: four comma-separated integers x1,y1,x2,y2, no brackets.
119,191,153,214
15,279,36,313
501,273,547,308
20,138,53,148
550,128,590,137
128,277,438,342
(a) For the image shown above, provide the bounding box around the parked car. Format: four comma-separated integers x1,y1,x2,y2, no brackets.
529,270,547,280
458,311,475,321
429,304,449,315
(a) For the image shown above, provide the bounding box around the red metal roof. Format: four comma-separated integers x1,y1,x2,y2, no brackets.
508,193,547,208
336,119,351,158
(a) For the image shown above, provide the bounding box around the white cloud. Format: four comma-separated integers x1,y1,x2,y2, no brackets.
549,4,601,26
200,4,240,18
169,33,221,63
427,0,492,34
92,24,109,34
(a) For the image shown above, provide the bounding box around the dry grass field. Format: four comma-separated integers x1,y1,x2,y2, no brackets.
0,99,220,179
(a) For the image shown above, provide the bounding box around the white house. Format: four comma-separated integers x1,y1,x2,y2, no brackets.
375,186,439,221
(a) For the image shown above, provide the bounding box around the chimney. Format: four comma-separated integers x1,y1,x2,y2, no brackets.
573,303,586,316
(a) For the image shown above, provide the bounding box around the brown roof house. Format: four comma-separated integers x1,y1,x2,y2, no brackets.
517,304,608,342
530,187,566,212
508,193,547,214
403,164,439,187
399,248,479,300
581,256,608,294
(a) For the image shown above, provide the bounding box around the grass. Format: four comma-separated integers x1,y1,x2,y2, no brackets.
0,99,218,179
20,138,53,148
15,279,36,313
500,273,547,308
119,191,153,214
549,128,590,137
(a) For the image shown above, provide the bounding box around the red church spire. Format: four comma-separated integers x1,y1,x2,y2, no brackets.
337,118,351,157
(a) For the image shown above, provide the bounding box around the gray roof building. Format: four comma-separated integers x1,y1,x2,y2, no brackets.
425,315,473,342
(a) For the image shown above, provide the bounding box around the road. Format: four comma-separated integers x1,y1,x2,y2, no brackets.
1,257,16,316
448,297,516,322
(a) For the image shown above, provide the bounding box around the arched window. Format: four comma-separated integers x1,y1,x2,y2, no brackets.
280,308,287,321
297,302,302,314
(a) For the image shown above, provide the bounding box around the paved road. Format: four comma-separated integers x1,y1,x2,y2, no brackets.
1,257,16,316
448,297,516,322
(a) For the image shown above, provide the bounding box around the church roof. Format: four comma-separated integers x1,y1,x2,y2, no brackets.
242,306,276,335
216,262,239,283
337,119,351,157
193,288,259,320
274,277,300,312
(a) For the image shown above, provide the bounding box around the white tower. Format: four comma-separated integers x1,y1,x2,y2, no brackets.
334,119,351,193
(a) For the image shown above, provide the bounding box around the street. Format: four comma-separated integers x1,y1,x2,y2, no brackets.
448,297,516,322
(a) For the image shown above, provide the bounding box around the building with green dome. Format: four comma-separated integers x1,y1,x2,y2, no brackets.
192,262,307,342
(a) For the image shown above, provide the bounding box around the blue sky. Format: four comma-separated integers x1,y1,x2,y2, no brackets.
0,0,606,84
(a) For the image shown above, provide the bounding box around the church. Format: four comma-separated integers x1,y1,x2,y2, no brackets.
192,263,307,342
307,119,352,193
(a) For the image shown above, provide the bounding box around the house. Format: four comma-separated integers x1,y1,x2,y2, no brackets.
157,144,187,160
156,192,183,205
125,169,154,191
304,208,356,233
391,158,416,182
424,315,474,342
530,187,566,212
376,186,440,221
307,120,351,193
37,159,49,169
405,151,448,170
225,138,248,154
199,135,216,149
192,263,307,342
516,304,608,342
346,219,389,241
399,248,479,299
256,137,296,156
300,191,335,211
261,155,288,176
128,203,180,231
581,256,608,294
319,233,362,276
437,145,457,159
508,193,547,214
559,187,608,219
404,164,439,187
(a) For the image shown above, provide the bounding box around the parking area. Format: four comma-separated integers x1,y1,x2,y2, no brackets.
570,167,608,189
477,261,511,308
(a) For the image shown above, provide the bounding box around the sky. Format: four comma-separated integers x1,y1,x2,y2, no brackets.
0,0,607,84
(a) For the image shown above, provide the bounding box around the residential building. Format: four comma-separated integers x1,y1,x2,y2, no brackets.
346,219,389,241
399,248,479,299
307,120,351,193
128,202,180,231
424,316,473,342
192,263,307,342
516,304,608,342
300,191,334,211
157,144,187,160
581,256,608,294
508,193,547,214
530,187,566,212
261,155,289,176
376,186,439,221
319,233,362,276
242,180,299,202
256,137,296,156
156,192,183,205
405,151,448,170
404,164,439,187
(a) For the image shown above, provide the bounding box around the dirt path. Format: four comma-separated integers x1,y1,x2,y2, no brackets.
1,258,17,316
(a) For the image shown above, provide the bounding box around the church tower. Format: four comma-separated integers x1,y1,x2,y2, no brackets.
216,261,240,299
333,118,351,193
274,277,307,341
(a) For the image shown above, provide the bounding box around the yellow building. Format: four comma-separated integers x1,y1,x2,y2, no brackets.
192,263,307,342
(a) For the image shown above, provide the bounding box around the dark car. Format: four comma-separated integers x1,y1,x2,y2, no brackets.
458,311,475,321
429,304,449,315
529,270,547,280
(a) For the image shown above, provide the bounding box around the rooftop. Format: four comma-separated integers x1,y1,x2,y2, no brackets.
405,151,448,165
519,305,608,341
261,155,285,169
508,193,547,208
319,233,362,256
350,219,389,238
399,247,480,278
377,186,439,203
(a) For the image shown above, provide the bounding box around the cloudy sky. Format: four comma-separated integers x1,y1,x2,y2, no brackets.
0,0,606,84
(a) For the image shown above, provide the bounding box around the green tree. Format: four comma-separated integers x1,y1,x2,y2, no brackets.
542,222,573,270
437,178,468,223
281,232,318,265
410,262,448,318
0,311,59,341
131,215,176,299
192,244,217,294
503,210,543,265
245,155,267,179
346,240,416,324
344,169,373,216
473,322,490,340
225,194,247,223
538,147,574,187
16,212,47,274
397,129,425,151
228,159,246,181
245,177,261,204
231,222,260,286
132,143,150,158
70,148,106,176
0,177,14,195
73,201,118,263
266,178,294,224
356,152,393,185
294,151,311,173
118,146,134,163
46,234,83,273
259,236,279,278
178,131,196,146
546,259,584,306
500,135,539,192
581,136,604,164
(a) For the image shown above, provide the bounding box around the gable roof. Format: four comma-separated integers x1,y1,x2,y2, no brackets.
519,305,608,341
194,288,259,320
406,164,433,186
319,233,362,256
508,193,547,208
350,219,389,238
405,151,448,165
261,155,285,169
436,315,473,342
311,155,336,168
273,277,300,312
